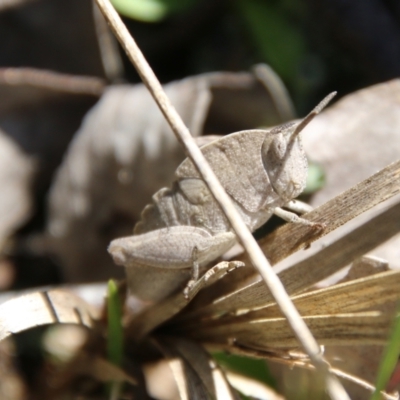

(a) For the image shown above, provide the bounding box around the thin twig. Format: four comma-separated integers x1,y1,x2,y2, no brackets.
0,68,105,95
93,1,349,398
92,0,124,82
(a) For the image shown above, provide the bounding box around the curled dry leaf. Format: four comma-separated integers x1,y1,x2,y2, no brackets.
0,281,109,309
0,289,100,341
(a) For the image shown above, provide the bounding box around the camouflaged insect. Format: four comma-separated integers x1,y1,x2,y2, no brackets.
109,93,335,301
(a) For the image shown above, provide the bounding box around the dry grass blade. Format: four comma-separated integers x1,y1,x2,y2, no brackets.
170,274,398,350
200,159,400,307
94,3,346,397
185,312,392,349
179,269,400,334
253,269,400,318
0,290,100,340
181,270,400,338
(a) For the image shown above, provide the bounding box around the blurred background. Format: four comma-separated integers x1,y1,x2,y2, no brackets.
2,0,400,109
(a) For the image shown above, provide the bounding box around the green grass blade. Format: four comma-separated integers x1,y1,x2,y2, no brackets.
371,305,400,400
107,280,123,367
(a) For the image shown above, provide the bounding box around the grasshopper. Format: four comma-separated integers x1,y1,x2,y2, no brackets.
108,93,335,301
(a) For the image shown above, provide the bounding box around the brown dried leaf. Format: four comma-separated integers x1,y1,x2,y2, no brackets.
194,270,400,327
0,282,109,309
169,270,398,350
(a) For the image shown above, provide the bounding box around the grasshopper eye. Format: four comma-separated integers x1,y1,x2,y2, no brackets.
271,134,287,159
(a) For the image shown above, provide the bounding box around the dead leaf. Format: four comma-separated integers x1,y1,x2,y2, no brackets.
0,289,100,340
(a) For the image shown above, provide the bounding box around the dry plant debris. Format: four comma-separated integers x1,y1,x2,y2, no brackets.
0,1,399,399
0,157,399,399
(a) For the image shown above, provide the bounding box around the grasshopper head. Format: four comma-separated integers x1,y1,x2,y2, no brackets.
262,121,308,202
261,92,336,202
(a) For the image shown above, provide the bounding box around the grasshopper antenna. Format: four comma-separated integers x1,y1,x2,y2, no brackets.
292,91,337,137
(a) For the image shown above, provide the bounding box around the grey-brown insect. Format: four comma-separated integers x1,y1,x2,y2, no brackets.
108,93,336,301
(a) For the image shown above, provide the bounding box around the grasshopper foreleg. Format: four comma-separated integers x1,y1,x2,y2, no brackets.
285,199,313,214
274,206,324,230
